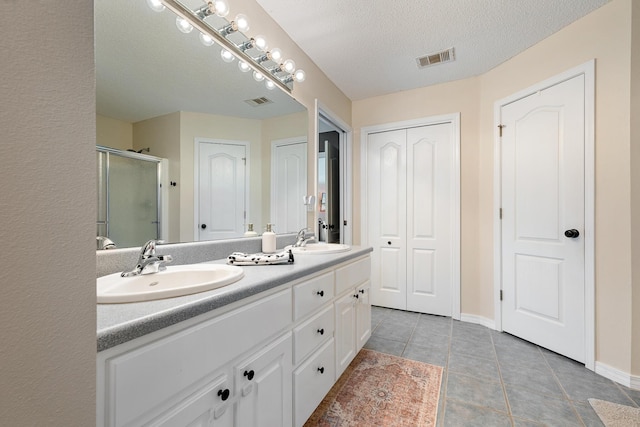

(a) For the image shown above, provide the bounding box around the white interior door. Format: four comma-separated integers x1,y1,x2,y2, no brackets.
367,129,407,310
501,74,586,362
197,140,247,241
367,123,455,315
406,124,454,316
271,140,307,234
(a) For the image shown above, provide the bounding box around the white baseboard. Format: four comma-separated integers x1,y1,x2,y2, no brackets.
460,313,496,330
595,361,640,391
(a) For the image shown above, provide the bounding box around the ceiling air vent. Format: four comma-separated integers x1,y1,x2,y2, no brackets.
244,97,273,107
416,47,455,69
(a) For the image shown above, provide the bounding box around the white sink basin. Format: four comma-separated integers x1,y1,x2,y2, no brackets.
288,243,351,255
97,264,244,304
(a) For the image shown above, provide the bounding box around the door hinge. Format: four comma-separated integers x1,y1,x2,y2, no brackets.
500,290,503,301
498,124,505,137
343,220,348,226
499,208,503,219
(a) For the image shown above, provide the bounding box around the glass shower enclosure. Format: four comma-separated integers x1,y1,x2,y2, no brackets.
96,146,163,249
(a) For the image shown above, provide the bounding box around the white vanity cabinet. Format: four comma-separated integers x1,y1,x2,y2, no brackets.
334,257,372,377
97,254,371,427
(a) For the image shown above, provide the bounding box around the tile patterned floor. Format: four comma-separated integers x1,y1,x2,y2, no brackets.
365,306,640,426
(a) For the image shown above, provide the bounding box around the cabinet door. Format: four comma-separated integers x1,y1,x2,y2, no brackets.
334,292,357,378
147,373,234,427
356,281,372,351
235,333,293,427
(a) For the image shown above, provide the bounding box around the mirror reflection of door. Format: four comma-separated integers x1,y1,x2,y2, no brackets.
319,131,341,243
196,140,248,241
271,138,307,234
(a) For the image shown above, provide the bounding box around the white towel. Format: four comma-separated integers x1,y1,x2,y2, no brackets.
227,250,294,265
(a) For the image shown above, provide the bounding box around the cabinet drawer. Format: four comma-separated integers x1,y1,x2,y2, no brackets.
293,271,334,320
335,256,371,295
293,338,335,427
106,288,292,427
147,372,233,427
293,305,334,364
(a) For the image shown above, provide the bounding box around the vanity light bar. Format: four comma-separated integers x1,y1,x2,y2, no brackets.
159,0,296,94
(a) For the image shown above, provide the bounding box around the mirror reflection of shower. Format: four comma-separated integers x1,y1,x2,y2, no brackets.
318,116,342,244
96,146,167,249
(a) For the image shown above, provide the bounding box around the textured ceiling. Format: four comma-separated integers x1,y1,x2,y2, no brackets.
256,0,609,100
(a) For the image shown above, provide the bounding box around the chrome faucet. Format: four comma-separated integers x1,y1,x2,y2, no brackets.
121,240,173,277
293,228,315,247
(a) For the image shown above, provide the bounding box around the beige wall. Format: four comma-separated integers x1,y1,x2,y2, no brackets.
631,0,640,377
133,112,182,243
97,114,133,150
0,1,96,425
354,0,638,376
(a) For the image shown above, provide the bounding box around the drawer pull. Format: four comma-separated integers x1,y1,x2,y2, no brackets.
317,367,325,374
217,388,230,401
359,289,365,294
317,328,325,335
353,293,359,299
316,290,324,297
243,370,255,381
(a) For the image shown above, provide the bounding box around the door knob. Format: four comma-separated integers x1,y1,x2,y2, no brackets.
564,229,580,238
201,224,207,229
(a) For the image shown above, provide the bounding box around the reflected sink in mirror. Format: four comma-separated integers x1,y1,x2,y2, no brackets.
287,243,351,255
97,264,244,304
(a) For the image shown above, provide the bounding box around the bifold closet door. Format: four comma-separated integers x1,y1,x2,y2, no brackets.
367,129,407,310
405,124,453,316
367,124,454,316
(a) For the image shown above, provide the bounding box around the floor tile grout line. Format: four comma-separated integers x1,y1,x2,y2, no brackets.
537,345,587,426
489,330,516,426
436,316,452,427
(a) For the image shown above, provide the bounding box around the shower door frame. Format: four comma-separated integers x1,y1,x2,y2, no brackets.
96,146,166,246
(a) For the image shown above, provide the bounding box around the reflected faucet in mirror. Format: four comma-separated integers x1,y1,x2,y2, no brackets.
121,240,173,277
293,228,315,247
96,236,117,250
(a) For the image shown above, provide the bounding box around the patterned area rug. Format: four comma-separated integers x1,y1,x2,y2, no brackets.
588,398,640,426
305,349,443,426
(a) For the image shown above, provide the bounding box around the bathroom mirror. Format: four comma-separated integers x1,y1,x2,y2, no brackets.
95,0,308,248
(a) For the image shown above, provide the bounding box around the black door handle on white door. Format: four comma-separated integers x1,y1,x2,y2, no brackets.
564,229,580,238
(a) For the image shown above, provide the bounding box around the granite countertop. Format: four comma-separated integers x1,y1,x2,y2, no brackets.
97,246,372,352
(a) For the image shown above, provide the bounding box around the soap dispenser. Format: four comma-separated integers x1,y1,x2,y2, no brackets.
244,223,258,237
262,223,276,253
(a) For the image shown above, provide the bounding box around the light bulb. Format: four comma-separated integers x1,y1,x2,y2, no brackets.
238,61,251,72
294,69,306,82
253,71,264,82
220,49,235,63
234,14,250,32
269,48,283,63
175,17,193,34
253,35,268,52
146,0,165,12
199,32,215,47
265,80,276,90
282,59,296,74
213,0,229,17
